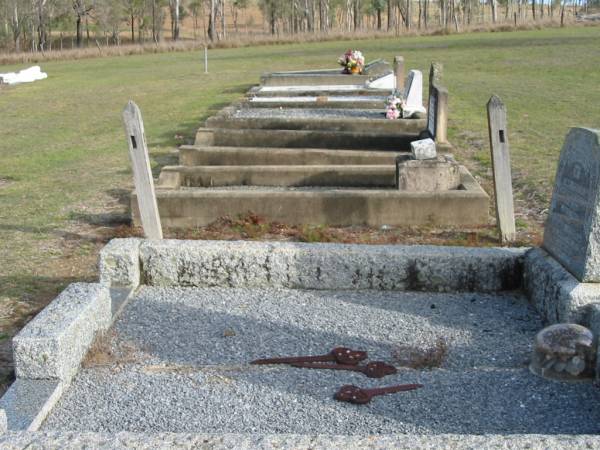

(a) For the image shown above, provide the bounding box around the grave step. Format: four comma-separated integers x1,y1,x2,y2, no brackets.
248,86,391,97
133,167,488,228
195,128,419,151
205,113,426,134
246,97,387,109
178,145,405,166
260,73,372,86
157,165,396,188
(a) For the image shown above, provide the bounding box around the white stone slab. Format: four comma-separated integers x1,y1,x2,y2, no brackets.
543,128,600,282
259,85,369,92
365,73,394,89
0,66,47,85
411,138,437,160
250,96,387,103
403,70,426,117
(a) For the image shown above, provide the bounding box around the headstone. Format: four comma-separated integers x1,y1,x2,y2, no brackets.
403,70,426,117
426,85,448,143
363,59,392,79
394,56,405,91
427,88,438,138
411,138,437,160
429,62,443,93
543,127,600,282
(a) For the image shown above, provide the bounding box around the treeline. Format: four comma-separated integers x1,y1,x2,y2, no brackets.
0,0,595,53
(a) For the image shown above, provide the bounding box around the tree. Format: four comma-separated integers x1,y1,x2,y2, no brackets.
72,0,93,47
169,0,180,40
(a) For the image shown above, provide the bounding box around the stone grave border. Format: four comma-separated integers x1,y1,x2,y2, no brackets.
3,237,600,434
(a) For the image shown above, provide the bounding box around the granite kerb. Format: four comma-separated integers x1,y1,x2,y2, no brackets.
96,239,527,293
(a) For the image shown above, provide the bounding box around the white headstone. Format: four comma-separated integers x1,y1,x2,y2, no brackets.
544,127,600,282
402,70,426,117
411,138,437,160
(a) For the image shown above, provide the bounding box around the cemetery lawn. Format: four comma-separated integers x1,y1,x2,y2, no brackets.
1,25,600,392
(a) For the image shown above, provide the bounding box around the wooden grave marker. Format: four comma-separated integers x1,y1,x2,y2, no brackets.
122,101,163,240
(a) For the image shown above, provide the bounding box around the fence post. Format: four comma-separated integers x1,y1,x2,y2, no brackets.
204,46,208,74
122,101,163,239
487,94,516,244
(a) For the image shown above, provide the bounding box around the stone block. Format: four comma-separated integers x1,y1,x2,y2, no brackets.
0,409,6,434
0,380,63,431
543,127,600,282
13,283,111,381
139,239,525,293
99,238,141,288
397,155,461,192
410,138,437,160
523,247,600,325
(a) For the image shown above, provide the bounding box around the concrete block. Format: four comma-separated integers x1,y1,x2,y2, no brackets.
160,165,396,188
139,239,525,293
0,380,63,431
13,283,111,381
194,127,418,151
411,138,437,160
523,248,600,325
134,169,489,228
178,145,402,167
397,156,461,192
99,238,141,288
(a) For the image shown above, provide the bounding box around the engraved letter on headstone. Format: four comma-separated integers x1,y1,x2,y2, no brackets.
543,127,600,282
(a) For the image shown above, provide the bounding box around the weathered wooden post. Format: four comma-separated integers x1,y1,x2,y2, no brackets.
122,101,163,239
487,95,516,244
394,56,404,92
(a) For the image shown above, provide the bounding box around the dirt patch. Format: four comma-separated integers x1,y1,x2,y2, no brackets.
83,330,149,368
0,178,13,189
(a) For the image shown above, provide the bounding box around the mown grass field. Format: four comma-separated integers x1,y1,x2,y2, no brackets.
1,26,600,388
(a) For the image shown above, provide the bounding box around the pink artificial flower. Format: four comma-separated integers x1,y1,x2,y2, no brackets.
386,108,400,120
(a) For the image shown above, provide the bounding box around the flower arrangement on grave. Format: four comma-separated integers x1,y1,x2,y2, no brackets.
338,50,365,74
385,91,406,120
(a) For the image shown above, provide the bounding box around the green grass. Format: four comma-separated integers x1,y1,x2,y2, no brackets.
1,26,599,330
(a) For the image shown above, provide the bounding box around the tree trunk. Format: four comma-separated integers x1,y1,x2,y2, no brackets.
490,0,497,22
208,0,216,40
77,15,83,47
220,0,226,39
130,14,135,43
